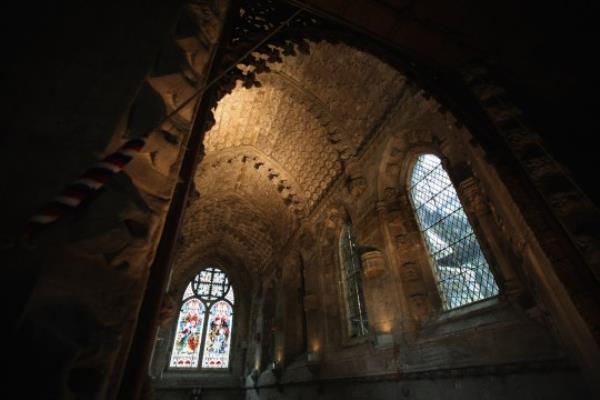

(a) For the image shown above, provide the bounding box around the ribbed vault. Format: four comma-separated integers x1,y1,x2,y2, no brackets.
174,40,407,281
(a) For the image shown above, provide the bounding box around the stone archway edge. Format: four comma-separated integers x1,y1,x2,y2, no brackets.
20,5,307,242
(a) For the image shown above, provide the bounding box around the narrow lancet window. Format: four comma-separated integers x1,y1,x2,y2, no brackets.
169,267,235,369
409,154,499,310
339,223,368,336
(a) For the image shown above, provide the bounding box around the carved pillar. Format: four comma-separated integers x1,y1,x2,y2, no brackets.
458,176,522,296
375,200,416,337
361,250,386,279
302,248,323,358
303,291,322,364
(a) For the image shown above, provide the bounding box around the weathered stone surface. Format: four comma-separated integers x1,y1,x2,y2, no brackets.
4,1,598,399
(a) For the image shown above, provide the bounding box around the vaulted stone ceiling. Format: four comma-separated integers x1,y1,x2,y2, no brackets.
174,41,407,278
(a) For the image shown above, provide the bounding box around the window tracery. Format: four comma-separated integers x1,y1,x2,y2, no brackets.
169,267,235,369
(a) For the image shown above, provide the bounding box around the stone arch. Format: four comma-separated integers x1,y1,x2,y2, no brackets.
198,146,309,217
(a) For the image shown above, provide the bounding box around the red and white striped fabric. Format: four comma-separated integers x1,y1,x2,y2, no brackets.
25,138,146,237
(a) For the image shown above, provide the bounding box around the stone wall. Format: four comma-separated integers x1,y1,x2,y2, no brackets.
2,1,230,398
3,1,597,399
242,73,592,399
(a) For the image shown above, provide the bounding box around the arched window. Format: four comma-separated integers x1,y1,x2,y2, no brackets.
169,267,235,369
409,154,499,310
339,223,368,337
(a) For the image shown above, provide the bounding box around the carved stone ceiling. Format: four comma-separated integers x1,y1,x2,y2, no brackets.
174,40,406,280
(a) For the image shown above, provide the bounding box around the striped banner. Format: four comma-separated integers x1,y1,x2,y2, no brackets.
25,138,146,237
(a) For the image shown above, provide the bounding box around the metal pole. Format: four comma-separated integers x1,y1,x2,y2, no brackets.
116,2,238,398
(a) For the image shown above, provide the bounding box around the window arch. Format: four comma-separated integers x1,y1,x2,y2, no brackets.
409,154,499,310
169,267,235,369
339,223,368,337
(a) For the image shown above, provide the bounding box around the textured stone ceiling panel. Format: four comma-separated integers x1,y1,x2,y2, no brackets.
179,196,283,272
177,40,407,277
268,41,406,154
205,80,340,210
179,152,297,272
194,151,296,227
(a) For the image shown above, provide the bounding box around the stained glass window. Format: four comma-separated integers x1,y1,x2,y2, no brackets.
169,267,235,369
409,154,499,310
201,301,233,368
339,223,368,337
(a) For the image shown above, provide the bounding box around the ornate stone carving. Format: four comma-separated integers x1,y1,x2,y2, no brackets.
360,250,386,279
324,207,345,230
401,262,422,282
408,293,429,318
458,177,489,217
345,158,367,198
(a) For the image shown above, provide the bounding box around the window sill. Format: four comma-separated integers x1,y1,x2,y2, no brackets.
151,370,239,387
340,334,369,348
151,373,239,389
160,368,234,379
420,296,509,335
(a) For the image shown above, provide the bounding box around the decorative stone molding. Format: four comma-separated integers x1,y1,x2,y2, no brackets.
400,262,422,282
348,176,367,198
408,293,429,318
375,200,388,215
458,177,489,217
345,158,367,198
360,250,386,279
324,207,345,230
396,233,410,247
439,135,461,162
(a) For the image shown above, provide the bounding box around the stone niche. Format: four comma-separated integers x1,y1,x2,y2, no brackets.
360,250,386,279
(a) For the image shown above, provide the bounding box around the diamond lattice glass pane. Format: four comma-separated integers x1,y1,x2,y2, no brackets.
169,299,205,368
201,301,233,369
409,154,499,310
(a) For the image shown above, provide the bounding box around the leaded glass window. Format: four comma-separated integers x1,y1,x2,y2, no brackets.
169,267,235,369
339,223,368,337
409,154,499,310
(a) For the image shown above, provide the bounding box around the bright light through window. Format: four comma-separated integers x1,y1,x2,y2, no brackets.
409,154,499,309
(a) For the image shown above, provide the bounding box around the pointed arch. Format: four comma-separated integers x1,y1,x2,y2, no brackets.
169,266,235,369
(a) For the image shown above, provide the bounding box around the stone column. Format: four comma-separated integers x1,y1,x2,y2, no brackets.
302,249,323,360
458,176,522,297
375,200,416,338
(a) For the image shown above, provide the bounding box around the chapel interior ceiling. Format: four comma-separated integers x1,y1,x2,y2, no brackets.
174,40,407,280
